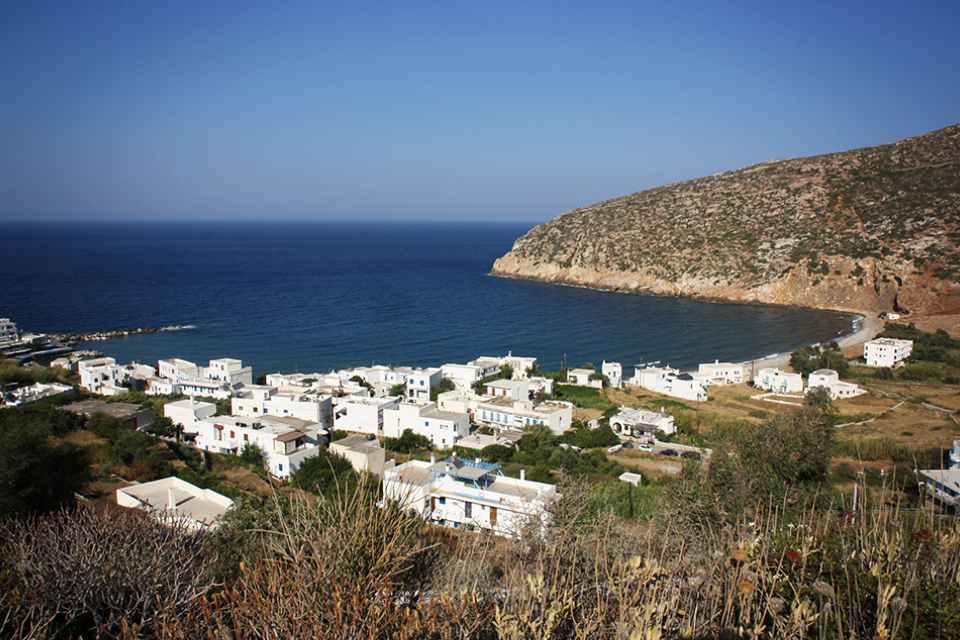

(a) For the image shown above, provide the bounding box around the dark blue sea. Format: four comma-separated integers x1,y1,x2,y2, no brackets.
0,221,856,376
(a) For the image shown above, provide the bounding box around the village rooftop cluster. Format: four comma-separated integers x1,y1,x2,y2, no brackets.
5,317,952,534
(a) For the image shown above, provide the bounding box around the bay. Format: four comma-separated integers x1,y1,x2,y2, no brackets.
0,221,855,376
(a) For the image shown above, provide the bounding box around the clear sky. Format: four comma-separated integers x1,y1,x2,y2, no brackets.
1,0,958,223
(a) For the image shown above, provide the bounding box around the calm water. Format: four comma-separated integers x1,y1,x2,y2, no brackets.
0,221,856,375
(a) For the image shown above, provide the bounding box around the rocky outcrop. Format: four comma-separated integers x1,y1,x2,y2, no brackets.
492,124,960,315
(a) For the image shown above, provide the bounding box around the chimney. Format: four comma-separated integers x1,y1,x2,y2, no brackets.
520,469,526,481
167,486,176,511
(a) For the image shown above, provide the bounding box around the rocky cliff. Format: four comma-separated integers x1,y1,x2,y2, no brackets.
492,124,960,315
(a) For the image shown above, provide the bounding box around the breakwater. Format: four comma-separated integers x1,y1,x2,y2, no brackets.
49,325,191,344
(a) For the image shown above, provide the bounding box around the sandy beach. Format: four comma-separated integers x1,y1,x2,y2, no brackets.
740,313,884,378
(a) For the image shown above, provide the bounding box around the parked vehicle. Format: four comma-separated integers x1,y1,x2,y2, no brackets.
681,451,701,459
607,444,623,454
659,449,679,457
637,444,653,452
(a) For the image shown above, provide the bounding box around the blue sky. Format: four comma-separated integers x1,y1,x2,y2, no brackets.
1,0,957,223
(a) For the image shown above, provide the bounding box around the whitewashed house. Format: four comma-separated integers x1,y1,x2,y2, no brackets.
334,395,402,434
609,406,676,438
631,366,707,403
441,363,487,392
206,358,253,384
484,379,530,400
194,414,323,479
806,369,866,400
864,338,913,368
920,468,960,515
3,382,73,406
158,358,202,383
383,455,557,537
602,361,623,388
499,353,538,379
949,440,960,470
232,384,332,425
567,368,602,388
407,368,443,401
0,318,18,345
755,368,803,394
329,434,392,477
473,395,573,434
117,476,233,531
381,401,471,448
696,361,744,385
164,398,217,433
78,358,153,395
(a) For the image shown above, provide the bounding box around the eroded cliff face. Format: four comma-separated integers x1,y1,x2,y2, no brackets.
492,124,960,315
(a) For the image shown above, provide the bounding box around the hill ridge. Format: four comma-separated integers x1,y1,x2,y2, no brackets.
491,124,960,315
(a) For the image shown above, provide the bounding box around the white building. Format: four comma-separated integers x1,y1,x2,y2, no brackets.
441,363,487,392
602,361,623,388
407,368,443,401
383,455,558,537
755,368,804,394
329,434,392,477
806,369,866,400
381,401,471,448
484,379,530,400
334,395,402,434
78,358,154,396
194,414,323,479
498,353,538,379
116,476,233,531
696,361,744,386
472,395,573,434
630,366,707,403
2,382,73,406
566,368,601,388
920,468,960,515
206,358,253,384
176,378,235,400
158,357,252,388
609,406,676,438
164,398,217,433
0,318,18,345
232,385,333,425
158,358,202,382
864,338,913,368
951,440,960,471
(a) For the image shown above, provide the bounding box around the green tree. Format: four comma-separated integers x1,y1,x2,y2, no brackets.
240,442,265,468
0,420,91,517
149,414,177,438
383,428,432,453
290,450,357,495
499,364,514,380
430,377,455,401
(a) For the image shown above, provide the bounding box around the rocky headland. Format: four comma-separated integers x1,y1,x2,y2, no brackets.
492,124,960,316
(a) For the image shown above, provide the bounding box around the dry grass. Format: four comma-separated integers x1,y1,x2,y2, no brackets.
3,477,958,640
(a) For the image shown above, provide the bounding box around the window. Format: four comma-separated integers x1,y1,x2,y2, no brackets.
278,464,283,472
464,501,472,517
244,434,249,441
230,431,235,438
253,407,258,413
438,497,446,505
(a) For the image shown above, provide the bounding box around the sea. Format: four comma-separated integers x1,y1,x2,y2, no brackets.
0,221,857,376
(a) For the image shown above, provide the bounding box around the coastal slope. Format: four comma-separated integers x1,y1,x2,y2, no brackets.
492,124,960,315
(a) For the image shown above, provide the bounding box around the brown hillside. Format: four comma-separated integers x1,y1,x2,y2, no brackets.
492,124,960,315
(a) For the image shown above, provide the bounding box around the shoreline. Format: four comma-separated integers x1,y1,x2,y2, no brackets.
739,314,883,377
